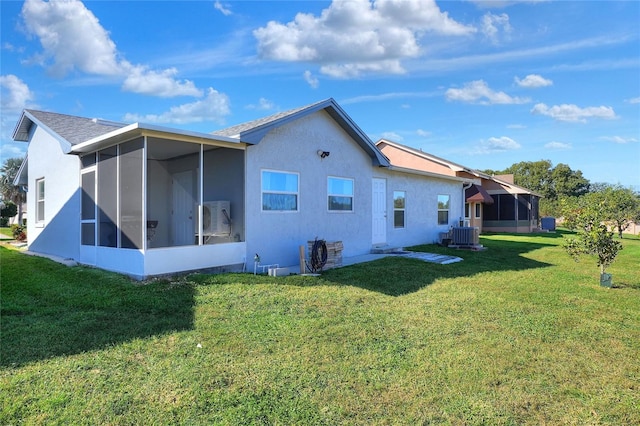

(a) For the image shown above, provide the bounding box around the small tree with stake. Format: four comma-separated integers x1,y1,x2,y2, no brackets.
562,198,623,287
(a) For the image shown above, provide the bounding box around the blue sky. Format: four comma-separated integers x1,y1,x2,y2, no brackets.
1,0,639,189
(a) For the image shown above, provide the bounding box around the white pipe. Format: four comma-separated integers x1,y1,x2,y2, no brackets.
462,181,473,226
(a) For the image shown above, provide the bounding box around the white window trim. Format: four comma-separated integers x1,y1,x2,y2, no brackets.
261,169,300,212
437,194,450,225
35,177,45,225
327,176,354,213
393,190,406,229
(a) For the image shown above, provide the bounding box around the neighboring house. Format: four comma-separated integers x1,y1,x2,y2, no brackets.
12,99,474,279
376,139,542,233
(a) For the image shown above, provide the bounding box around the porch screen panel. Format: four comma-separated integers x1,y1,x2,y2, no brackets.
498,194,515,220
517,195,531,220
98,146,117,247
119,139,144,249
483,199,498,220
81,171,96,245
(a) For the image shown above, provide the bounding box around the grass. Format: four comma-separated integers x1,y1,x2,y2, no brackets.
0,227,14,238
1,231,639,425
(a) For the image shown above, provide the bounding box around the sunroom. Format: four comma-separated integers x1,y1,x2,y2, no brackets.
72,126,247,278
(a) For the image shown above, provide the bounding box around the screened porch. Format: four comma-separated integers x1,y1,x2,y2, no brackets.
78,135,246,277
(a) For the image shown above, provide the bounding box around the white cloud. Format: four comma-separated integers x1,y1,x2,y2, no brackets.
303,70,319,88
416,129,432,137
484,136,520,152
1,74,36,114
123,88,230,125
246,97,276,111
626,97,640,104
253,0,475,77
121,65,202,98
531,103,617,123
474,136,521,154
514,74,553,88
600,136,638,144
21,0,121,77
507,123,526,129
381,131,403,142
481,12,512,44
214,1,232,16
0,141,27,161
544,141,572,150
20,0,202,98
445,80,529,104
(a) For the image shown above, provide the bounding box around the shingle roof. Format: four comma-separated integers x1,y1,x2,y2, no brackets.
14,110,126,145
212,99,328,139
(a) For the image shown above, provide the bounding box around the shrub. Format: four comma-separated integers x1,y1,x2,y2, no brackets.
10,224,26,241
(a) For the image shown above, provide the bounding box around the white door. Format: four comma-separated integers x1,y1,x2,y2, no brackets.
172,171,195,246
372,178,387,245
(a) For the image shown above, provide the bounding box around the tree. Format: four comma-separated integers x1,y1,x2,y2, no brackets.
0,157,26,225
561,196,623,278
1,201,17,226
591,184,640,238
550,163,590,199
504,160,553,198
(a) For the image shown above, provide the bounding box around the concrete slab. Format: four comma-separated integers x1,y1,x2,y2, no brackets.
23,250,78,267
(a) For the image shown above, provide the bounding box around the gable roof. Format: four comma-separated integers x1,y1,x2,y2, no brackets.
377,138,543,197
213,98,390,167
466,184,494,204
13,109,127,146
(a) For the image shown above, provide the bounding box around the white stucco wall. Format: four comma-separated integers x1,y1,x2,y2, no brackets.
26,126,81,260
378,168,465,248
244,111,467,269
245,111,375,267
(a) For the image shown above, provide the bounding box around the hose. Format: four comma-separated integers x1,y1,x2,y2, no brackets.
308,238,328,273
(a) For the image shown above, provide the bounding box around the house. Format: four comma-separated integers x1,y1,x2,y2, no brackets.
12,99,474,279
376,139,542,233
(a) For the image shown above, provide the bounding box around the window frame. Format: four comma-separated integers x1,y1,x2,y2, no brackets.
475,203,481,219
261,169,300,212
437,194,450,225
35,177,45,224
327,176,354,212
393,190,406,229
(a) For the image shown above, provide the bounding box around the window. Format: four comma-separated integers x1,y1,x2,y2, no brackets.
328,177,353,211
475,203,481,219
437,194,449,225
262,170,299,211
465,203,470,219
36,178,45,223
393,191,405,228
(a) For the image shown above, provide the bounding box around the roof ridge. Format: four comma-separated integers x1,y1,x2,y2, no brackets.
212,98,333,138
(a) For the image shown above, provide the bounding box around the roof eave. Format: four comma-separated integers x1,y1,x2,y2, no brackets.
71,122,243,154
13,156,28,186
12,110,73,153
388,165,478,184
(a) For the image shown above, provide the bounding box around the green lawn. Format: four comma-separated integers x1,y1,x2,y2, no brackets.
1,232,639,425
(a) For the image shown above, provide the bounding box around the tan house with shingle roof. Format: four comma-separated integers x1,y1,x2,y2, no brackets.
376,139,543,233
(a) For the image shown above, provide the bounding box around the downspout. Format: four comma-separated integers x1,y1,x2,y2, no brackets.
462,181,472,226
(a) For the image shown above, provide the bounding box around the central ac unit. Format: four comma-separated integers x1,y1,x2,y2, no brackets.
451,226,479,246
196,201,231,236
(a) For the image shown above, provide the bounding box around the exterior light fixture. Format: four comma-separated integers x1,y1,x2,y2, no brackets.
317,150,330,158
